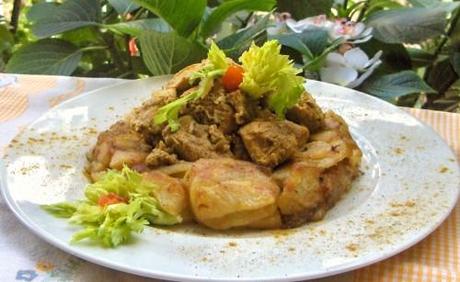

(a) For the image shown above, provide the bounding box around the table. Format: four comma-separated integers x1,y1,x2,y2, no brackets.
0,74,458,282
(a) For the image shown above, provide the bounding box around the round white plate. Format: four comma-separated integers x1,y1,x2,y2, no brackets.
1,77,459,281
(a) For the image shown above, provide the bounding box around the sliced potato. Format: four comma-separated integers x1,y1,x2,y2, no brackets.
143,171,192,222
185,158,280,230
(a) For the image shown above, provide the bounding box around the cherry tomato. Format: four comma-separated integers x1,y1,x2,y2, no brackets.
222,65,244,92
98,193,127,207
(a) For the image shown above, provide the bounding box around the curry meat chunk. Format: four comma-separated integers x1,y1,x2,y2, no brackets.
126,88,177,141
286,92,325,132
162,115,232,162
239,120,309,167
185,82,237,134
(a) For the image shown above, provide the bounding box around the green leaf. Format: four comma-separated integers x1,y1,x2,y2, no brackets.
426,58,458,94
133,0,206,37
407,48,436,68
29,0,101,38
139,30,207,75
201,0,275,37
303,38,343,72
360,71,437,101
359,39,411,73
451,52,460,77
270,27,329,58
366,4,460,44
27,2,58,22
60,27,101,45
218,14,269,59
408,0,439,7
0,25,14,53
106,18,171,36
6,39,82,75
277,0,333,19
108,0,140,14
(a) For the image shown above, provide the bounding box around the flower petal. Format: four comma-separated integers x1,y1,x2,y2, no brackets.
320,66,358,86
285,18,316,33
352,22,366,37
364,50,383,69
344,48,369,70
349,34,373,44
347,60,382,88
325,52,347,67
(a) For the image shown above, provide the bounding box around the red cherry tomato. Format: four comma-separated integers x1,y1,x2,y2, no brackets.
222,65,244,92
98,193,127,207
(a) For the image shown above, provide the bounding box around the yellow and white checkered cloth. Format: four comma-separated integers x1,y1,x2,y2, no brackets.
0,74,458,282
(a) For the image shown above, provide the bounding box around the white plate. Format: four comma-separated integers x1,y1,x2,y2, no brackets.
1,77,459,281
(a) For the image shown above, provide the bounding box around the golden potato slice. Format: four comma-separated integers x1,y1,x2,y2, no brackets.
143,171,192,222
276,162,324,215
185,158,280,230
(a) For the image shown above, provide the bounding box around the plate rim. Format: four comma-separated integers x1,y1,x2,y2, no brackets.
1,77,459,281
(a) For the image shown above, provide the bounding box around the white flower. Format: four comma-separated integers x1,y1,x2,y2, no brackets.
329,19,373,43
284,15,373,44
285,15,330,33
320,47,382,88
267,12,292,35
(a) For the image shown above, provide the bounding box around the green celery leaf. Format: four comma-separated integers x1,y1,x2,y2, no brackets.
42,202,77,218
239,40,304,116
43,167,181,247
154,67,223,131
208,41,228,70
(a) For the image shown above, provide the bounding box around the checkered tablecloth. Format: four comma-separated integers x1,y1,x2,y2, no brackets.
0,74,458,282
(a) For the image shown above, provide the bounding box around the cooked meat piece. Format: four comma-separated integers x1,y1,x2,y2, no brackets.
286,92,325,132
142,171,192,222
185,158,280,230
163,115,232,161
239,120,309,167
145,141,178,168
186,82,237,134
86,121,152,181
126,88,177,141
165,62,206,93
284,120,310,148
227,90,257,125
230,134,250,161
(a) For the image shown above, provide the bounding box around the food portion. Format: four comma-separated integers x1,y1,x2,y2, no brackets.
44,40,362,247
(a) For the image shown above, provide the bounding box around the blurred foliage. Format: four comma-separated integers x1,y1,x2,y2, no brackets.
0,0,459,112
